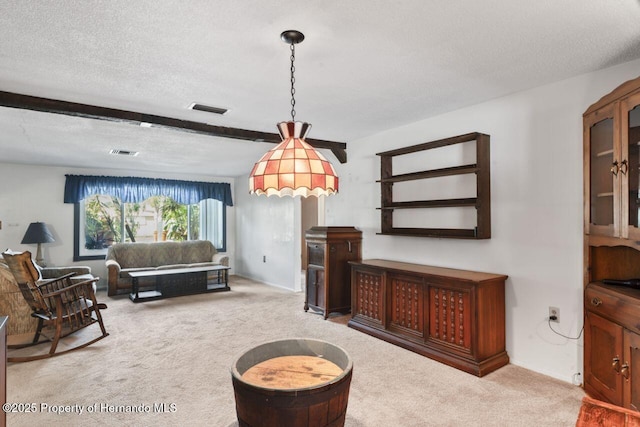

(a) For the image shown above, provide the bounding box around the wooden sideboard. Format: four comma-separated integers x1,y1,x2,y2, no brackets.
348,259,508,376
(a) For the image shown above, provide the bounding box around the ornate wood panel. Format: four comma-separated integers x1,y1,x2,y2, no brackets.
390,275,424,338
352,269,384,325
429,287,471,352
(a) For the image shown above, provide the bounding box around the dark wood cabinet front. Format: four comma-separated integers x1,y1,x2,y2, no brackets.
306,265,325,310
625,329,640,411
429,286,472,353
389,274,425,341
584,310,624,405
585,282,640,409
583,75,640,410
304,226,362,319
351,267,384,327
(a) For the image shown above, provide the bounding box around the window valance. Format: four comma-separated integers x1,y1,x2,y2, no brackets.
64,175,233,206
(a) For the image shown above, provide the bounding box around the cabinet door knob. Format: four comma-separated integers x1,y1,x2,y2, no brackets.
611,161,620,176
591,297,602,307
621,159,629,175
613,357,620,372
621,362,630,379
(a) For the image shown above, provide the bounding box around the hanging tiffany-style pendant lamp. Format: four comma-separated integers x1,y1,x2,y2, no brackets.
249,30,339,197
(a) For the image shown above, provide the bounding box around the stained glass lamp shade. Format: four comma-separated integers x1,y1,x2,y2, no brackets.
249,121,339,197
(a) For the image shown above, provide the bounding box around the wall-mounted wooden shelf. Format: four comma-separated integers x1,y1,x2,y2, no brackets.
376,132,491,239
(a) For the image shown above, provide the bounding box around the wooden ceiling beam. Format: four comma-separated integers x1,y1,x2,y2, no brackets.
0,91,348,163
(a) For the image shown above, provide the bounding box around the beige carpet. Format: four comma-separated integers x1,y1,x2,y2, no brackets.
6,276,585,426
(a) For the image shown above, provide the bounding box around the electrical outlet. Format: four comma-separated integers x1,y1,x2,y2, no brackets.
549,306,560,323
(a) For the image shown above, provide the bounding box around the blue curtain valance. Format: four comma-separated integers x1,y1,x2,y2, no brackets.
64,175,233,206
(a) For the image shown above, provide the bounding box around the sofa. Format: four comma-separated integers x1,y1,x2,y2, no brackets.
0,254,94,336
105,240,229,296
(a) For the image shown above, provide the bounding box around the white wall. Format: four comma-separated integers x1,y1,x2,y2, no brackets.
325,58,640,383
234,175,302,292
0,163,236,289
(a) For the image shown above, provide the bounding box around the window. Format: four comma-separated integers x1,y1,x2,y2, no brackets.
65,175,232,261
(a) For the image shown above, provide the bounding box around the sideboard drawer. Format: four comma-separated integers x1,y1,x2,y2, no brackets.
585,282,640,334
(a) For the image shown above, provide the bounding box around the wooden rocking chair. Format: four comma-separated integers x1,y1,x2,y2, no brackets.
2,250,109,362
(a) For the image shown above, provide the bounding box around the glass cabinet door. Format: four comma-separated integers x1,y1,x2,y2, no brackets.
623,92,640,240
586,105,617,236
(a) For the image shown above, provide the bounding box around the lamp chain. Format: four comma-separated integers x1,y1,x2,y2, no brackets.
290,42,296,121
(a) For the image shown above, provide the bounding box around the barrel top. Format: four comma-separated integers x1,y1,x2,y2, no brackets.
241,355,342,389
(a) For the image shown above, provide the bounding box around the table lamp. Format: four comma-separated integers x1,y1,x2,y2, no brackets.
21,222,55,267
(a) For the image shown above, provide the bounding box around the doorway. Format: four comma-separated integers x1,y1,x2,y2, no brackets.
300,196,319,288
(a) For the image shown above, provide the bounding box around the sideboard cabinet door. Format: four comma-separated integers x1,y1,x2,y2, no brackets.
584,311,624,405
351,267,385,328
624,329,640,411
388,274,425,341
428,285,472,354
305,265,325,312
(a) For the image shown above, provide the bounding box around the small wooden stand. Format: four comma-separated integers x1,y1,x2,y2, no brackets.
305,226,362,319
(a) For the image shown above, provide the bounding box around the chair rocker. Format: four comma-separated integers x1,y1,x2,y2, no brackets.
2,250,109,362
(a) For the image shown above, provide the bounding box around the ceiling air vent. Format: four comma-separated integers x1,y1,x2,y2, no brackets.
188,102,228,115
109,149,139,157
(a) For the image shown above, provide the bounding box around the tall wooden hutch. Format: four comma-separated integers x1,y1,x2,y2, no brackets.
304,226,362,319
583,75,640,410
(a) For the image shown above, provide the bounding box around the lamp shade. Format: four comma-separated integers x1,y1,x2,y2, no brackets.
21,222,55,244
249,121,339,197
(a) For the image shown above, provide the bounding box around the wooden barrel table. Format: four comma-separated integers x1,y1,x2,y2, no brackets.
231,338,353,427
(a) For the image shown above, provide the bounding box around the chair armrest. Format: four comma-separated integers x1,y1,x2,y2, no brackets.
41,266,92,279
105,259,121,272
37,272,76,285
39,276,99,298
212,253,229,267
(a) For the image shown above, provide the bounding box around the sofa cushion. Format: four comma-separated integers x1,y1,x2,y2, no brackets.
148,241,182,266
107,240,217,268
109,244,153,269
179,240,216,264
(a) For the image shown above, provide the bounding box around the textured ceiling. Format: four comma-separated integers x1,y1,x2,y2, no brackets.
1,0,639,177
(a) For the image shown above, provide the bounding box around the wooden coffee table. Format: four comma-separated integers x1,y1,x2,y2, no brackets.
129,265,230,302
